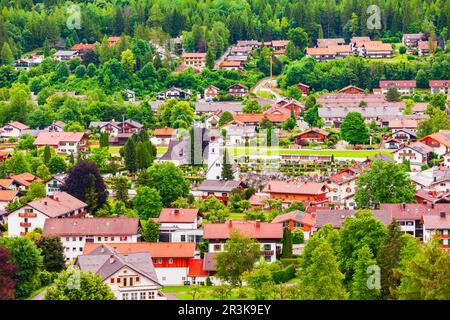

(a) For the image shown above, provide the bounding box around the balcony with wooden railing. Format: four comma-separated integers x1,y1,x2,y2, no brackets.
20,222,31,228
18,212,37,218
260,250,274,256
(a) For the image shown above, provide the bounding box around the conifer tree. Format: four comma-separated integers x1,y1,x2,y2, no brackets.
281,227,293,258
221,149,234,180
351,245,381,300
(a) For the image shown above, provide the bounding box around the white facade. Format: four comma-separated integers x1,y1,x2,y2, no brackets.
46,178,64,195
444,153,450,168
56,140,87,155
327,180,357,209
208,241,279,263
155,267,188,286
394,146,427,171
61,234,138,261
106,266,165,300
206,138,239,181
1,125,23,139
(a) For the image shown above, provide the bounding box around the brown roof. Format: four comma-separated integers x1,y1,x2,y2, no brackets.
423,215,450,229
0,190,18,202
25,192,87,218
203,252,217,271
364,42,393,52
429,80,450,88
182,52,207,58
379,203,450,221
294,127,329,138
34,132,87,146
203,220,283,240
262,180,329,195
271,210,316,226
219,60,242,68
71,43,95,51
8,121,29,130
315,209,392,229
153,127,176,137
156,208,200,223
388,119,418,129
9,173,43,187
420,130,450,147
379,80,417,88
83,242,196,258
0,179,14,189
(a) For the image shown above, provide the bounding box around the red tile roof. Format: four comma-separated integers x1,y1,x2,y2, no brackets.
153,128,176,137
233,113,289,123
0,189,18,202
379,80,417,88
429,80,450,88
26,192,87,218
262,180,330,195
44,217,138,236
156,208,200,223
83,242,196,258
10,173,43,187
8,121,29,130
379,203,450,220
203,220,283,240
71,43,95,51
34,132,87,146
188,258,209,277
423,215,450,229
420,130,450,148
271,210,316,226
182,52,207,58
0,179,13,189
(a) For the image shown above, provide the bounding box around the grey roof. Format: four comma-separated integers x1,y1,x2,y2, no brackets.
89,119,143,129
195,102,244,114
21,129,45,137
225,125,256,136
319,106,403,118
203,252,217,272
197,180,242,192
77,244,161,286
411,168,450,187
315,209,392,229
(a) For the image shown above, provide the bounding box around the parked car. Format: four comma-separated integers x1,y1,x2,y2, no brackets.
365,146,375,150
312,146,323,150
353,145,363,150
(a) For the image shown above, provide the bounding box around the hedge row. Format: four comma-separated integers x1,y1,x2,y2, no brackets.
272,264,296,284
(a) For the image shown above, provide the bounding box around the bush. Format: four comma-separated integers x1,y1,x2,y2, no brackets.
38,270,54,287
272,264,296,284
292,229,304,244
279,258,301,267
206,277,213,286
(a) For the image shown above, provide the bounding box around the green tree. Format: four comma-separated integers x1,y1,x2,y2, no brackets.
45,269,116,300
123,137,137,173
140,218,160,242
386,86,402,102
121,49,136,74
298,239,348,300
35,236,65,272
215,230,261,286
397,236,450,300
206,46,215,69
351,245,380,299
113,177,129,204
133,186,163,219
243,261,275,300
144,162,189,207
48,156,67,174
221,149,234,180
36,164,51,181
43,145,52,165
1,42,13,65
340,112,369,145
242,100,262,113
0,237,43,299
355,160,416,208
281,227,293,258
417,108,450,138
218,111,234,127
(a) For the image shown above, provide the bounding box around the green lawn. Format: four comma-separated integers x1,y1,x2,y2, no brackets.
229,213,245,220
162,286,245,300
231,147,393,158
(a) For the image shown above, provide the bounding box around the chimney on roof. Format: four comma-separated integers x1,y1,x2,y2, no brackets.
440,211,446,218
48,194,54,199
174,209,180,214
431,203,435,209
109,255,115,264
434,176,437,182
255,220,261,228
44,201,48,206
402,203,406,210
228,220,232,227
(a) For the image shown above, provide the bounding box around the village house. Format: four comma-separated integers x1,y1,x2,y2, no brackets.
410,167,450,192
45,175,65,195
230,46,253,56
319,106,403,128
157,87,192,100
221,120,257,146
312,209,392,233
76,244,166,300
262,180,330,207
89,119,143,137
203,220,283,263
380,203,450,240
0,190,19,211
155,208,203,244
232,113,289,127
293,128,329,145
7,192,88,238
379,80,416,95
34,131,88,156
317,38,345,48
415,189,450,205
402,33,428,52
419,130,450,156
271,40,290,50
227,83,249,98
195,180,244,203
271,210,316,240
273,98,305,116
53,50,80,61
0,173,43,191
181,52,207,69
393,142,433,171
204,85,220,101
338,85,365,94
84,242,196,286
0,121,30,139
384,138,402,149
388,119,419,133
236,40,260,48
218,60,243,71
108,36,121,47
14,55,44,71
423,212,450,251
418,40,437,56
151,128,177,146
316,92,404,108
429,80,450,95
43,217,140,261
412,103,429,114
361,42,393,58
205,111,222,129
297,83,310,95
306,46,352,62
206,135,240,180
45,120,66,132
186,258,209,285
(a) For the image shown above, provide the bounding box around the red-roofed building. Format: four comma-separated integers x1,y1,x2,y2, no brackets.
0,121,30,139
419,130,450,156
262,180,330,207
297,83,310,95
271,210,315,240
108,36,121,47
273,98,305,115
151,128,177,146
393,142,434,171
0,189,18,211
155,208,203,244
218,60,243,71
204,85,220,101
186,258,209,285
182,52,207,70
71,43,95,52
429,80,450,95
228,83,249,97
423,212,450,251
34,132,88,156
83,242,196,285
338,85,365,94
203,220,283,262
379,80,416,95
233,113,289,126
293,128,329,145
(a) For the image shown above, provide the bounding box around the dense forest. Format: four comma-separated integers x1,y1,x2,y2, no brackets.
0,0,449,55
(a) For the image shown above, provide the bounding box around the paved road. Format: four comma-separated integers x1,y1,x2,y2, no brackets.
252,77,284,101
